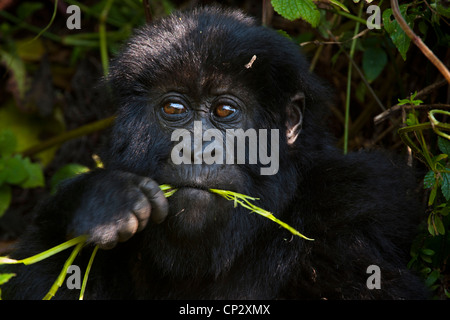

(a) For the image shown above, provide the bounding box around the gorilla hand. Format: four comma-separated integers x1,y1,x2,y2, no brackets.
67,170,168,249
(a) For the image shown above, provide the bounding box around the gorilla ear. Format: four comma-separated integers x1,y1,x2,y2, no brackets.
286,92,305,145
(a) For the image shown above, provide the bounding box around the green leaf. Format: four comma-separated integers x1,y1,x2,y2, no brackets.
50,163,89,194
20,158,44,189
438,136,450,155
271,0,320,27
423,170,435,189
434,215,445,235
0,49,27,101
362,47,387,82
0,130,17,156
0,273,15,286
329,0,349,13
4,156,28,185
427,213,436,235
425,269,440,287
382,6,414,60
428,184,438,206
421,254,433,263
0,158,7,185
421,248,435,256
0,185,12,218
405,111,419,126
440,172,450,201
433,1,450,18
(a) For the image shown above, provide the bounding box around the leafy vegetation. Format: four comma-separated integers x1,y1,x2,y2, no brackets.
274,0,449,300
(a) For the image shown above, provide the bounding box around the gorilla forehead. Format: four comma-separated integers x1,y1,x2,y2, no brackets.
109,7,308,102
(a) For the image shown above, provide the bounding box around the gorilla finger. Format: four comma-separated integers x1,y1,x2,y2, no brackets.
131,194,151,232
117,214,139,243
138,179,169,224
90,225,119,250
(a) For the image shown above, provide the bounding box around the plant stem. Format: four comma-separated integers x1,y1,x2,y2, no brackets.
79,245,99,300
43,241,85,300
0,235,87,266
343,2,364,154
332,8,367,25
390,0,450,83
99,0,114,77
20,116,115,158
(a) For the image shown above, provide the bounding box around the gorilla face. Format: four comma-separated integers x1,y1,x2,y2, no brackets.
103,8,312,238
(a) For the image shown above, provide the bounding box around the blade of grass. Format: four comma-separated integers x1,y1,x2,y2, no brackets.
43,241,85,300
209,189,313,241
159,185,313,240
343,2,364,154
0,235,87,266
79,245,99,300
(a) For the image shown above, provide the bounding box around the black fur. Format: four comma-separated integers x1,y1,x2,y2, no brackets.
2,6,427,299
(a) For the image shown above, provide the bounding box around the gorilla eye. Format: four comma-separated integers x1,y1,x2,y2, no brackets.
214,104,236,118
163,102,187,115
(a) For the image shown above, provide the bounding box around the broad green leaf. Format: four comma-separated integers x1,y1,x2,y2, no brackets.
4,156,28,185
362,46,387,82
0,101,64,166
0,130,17,156
0,185,12,218
428,185,437,206
0,273,15,286
382,5,414,60
427,213,436,235
0,158,6,185
423,170,435,189
421,254,433,263
432,1,450,18
0,49,27,100
440,172,450,201
425,269,440,287
434,215,445,235
271,0,320,27
20,158,44,188
50,163,89,194
421,248,435,256
438,136,450,155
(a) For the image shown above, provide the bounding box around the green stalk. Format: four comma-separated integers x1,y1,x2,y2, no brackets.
22,0,59,45
332,9,367,25
43,242,85,300
0,235,87,265
99,0,114,77
79,245,99,300
343,3,364,155
160,185,313,241
429,110,450,140
20,116,115,158
0,11,62,43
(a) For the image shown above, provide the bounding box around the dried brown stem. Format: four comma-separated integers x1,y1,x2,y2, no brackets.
390,0,450,83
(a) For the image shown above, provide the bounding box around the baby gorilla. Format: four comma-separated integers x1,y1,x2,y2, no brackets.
2,6,427,299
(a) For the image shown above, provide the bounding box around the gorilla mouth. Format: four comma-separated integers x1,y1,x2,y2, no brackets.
175,183,210,192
